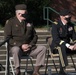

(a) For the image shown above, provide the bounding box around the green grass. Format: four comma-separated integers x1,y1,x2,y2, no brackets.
0,25,4,30
34,24,52,30
35,25,48,29
0,25,76,31
74,26,76,31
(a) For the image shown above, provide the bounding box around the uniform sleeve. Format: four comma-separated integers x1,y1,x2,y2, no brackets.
72,26,76,43
52,24,65,45
4,20,12,39
29,28,38,46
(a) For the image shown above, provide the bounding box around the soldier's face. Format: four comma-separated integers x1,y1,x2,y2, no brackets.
64,15,71,22
17,10,27,20
60,15,71,22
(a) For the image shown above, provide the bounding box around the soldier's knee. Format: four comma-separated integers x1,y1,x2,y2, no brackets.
42,46,47,52
11,46,20,54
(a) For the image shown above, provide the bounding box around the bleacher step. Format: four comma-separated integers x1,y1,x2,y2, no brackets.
0,30,76,75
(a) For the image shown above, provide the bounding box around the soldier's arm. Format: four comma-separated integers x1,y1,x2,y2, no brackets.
52,23,68,46
29,27,38,46
52,24,61,45
72,25,76,44
4,20,12,39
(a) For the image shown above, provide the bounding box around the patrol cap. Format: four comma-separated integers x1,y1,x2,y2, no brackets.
15,4,27,10
59,9,71,16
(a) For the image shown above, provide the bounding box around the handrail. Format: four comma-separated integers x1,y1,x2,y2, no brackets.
45,7,59,15
43,7,54,30
48,7,76,25
43,7,58,25
0,36,12,75
43,7,76,30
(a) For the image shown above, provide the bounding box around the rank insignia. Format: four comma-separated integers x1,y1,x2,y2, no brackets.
16,24,18,27
68,27,73,31
27,23,31,27
59,28,62,33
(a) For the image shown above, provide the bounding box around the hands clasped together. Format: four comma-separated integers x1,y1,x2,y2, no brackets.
68,44,76,50
21,44,32,52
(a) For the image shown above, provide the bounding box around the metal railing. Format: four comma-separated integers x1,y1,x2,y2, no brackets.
0,36,12,75
43,7,76,30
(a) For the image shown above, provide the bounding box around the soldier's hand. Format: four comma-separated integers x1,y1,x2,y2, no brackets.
21,44,30,52
68,45,74,50
73,44,76,50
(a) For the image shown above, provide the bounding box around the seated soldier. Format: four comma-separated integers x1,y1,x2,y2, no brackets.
51,9,76,75
4,4,46,75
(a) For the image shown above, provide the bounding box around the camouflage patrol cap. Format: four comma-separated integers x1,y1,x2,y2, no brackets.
59,9,71,16
15,4,27,10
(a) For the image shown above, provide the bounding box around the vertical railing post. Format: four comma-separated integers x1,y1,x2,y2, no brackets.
7,40,10,75
47,8,49,31
43,7,45,21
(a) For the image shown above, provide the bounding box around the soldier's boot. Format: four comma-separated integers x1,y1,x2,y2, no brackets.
32,66,40,75
15,67,21,75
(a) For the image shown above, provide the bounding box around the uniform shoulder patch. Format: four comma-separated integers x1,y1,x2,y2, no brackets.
53,21,58,25
5,17,14,24
26,23,32,27
5,20,9,24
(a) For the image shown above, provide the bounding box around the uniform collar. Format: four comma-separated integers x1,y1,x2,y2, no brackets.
61,20,66,25
14,16,23,26
58,20,67,26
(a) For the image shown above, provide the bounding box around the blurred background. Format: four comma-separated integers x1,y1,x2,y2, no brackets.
0,0,76,28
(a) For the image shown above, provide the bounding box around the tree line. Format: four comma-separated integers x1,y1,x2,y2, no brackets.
0,0,50,27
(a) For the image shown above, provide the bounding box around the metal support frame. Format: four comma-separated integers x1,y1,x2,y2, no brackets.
5,41,10,75
0,64,5,71
0,37,12,75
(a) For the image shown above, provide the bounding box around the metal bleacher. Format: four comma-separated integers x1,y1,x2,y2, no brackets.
0,7,76,75
0,7,76,74
0,29,76,75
